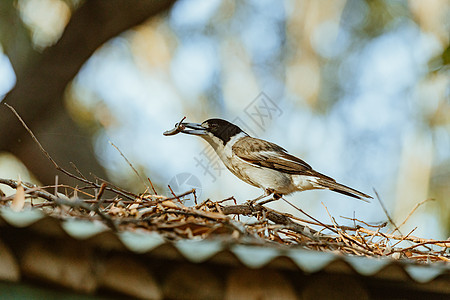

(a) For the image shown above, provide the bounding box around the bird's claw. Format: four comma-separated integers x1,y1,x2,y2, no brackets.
246,199,257,212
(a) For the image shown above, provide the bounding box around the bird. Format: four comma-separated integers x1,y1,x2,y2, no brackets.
166,118,372,202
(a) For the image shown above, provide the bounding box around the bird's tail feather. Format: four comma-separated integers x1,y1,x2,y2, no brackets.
316,179,372,202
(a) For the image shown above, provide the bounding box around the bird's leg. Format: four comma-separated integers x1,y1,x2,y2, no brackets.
257,191,283,206
273,193,282,200
246,193,267,206
246,188,274,207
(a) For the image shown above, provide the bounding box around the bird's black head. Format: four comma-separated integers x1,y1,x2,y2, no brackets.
174,118,245,145
201,118,244,145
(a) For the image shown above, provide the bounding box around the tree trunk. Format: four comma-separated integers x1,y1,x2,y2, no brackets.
0,0,176,186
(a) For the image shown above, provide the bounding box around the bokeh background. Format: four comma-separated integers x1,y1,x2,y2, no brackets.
0,0,449,239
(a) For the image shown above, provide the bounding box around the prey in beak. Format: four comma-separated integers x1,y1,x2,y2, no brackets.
163,117,207,136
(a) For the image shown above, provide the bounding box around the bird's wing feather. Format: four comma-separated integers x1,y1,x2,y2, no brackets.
232,137,372,200
232,137,332,178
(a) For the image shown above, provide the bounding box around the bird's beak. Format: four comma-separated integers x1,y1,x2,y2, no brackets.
180,122,208,136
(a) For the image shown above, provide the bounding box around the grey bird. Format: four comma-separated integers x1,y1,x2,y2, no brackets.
165,118,372,202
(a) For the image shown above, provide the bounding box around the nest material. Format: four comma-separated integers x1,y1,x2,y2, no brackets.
0,178,448,263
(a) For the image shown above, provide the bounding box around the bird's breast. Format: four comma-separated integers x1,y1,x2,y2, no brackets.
225,156,297,194
207,135,299,195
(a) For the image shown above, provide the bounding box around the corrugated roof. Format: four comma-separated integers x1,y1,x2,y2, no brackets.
1,208,448,285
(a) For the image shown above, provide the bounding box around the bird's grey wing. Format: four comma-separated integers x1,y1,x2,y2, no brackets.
233,137,372,200
232,137,322,176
